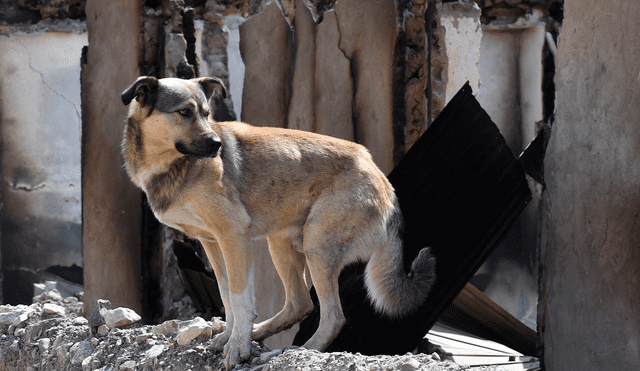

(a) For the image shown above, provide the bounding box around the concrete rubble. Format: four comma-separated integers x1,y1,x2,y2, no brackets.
0,282,508,370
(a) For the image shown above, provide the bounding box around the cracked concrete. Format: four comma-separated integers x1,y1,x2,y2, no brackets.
0,30,85,304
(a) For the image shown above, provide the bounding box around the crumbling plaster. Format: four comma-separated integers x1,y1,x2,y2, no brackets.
0,29,86,304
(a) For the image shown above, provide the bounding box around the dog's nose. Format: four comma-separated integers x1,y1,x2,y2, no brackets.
205,137,221,152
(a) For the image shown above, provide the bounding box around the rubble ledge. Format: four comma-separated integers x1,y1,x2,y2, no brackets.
0,284,506,371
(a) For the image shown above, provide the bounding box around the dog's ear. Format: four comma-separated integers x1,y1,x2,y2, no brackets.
121,76,159,106
193,77,227,100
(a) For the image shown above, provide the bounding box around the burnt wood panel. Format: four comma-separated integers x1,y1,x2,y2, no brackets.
294,82,532,355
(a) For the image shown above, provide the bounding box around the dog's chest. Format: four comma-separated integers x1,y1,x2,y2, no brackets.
157,203,215,241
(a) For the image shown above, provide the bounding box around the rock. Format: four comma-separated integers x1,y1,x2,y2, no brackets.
81,356,93,370
70,340,93,366
88,299,112,327
152,319,180,336
260,349,283,363
176,317,212,346
401,358,421,371
120,360,136,370
97,324,109,336
43,303,66,316
0,305,38,327
73,316,88,326
38,338,51,353
144,344,165,365
104,307,141,329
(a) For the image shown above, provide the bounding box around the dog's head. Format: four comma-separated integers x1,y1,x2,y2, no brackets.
121,76,227,159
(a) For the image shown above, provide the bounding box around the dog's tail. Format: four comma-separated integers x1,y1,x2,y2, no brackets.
364,212,436,318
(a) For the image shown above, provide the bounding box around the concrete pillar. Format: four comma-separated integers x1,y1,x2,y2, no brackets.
540,0,640,369
430,1,482,122
82,0,143,315
239,0,292,128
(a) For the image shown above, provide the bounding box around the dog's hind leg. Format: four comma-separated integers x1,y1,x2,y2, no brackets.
252,232,313,341
200,240,233,350
300,247,346,351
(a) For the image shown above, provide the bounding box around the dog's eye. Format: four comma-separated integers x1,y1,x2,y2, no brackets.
178,109,191,117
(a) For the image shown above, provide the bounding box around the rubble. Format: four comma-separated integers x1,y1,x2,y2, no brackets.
0,284,516,371
0,282,511,370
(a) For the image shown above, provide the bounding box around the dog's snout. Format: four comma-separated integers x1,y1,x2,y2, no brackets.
205,136,221,151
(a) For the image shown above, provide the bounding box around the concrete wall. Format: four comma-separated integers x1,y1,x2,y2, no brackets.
0,29,86,304
473,22,545,330
430,1,482,124
540,0,640,368
81,0,143,315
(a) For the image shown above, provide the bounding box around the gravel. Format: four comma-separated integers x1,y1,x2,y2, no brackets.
0,282,506,371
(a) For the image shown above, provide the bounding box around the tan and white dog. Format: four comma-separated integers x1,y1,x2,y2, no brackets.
120,76,436,369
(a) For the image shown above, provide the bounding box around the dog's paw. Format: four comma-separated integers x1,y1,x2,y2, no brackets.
222,338,252,370
211,330,230,352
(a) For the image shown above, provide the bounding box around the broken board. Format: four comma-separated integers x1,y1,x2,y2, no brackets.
294,82,532,355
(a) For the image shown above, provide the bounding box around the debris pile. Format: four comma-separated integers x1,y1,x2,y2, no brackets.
0,282,505,371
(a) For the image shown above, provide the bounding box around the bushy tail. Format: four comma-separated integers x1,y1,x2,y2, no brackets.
364,245,436,318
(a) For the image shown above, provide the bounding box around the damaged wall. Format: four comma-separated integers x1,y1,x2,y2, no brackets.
540,0,640,368
0,4,87,304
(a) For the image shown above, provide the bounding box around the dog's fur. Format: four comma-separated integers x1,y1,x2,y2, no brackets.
121,76,436,369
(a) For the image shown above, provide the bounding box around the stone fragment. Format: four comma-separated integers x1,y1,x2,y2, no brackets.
70,340,93,366
43,303,66,316
152,319,180,336
73,317,88,326
259,349,282,363
401,358,421,371
97,324,109,336
176,317,213,346
145,344,165,365
38,338,51,353
88,299,112,327
104,307,141,329
82,356,92,370
0,305,37,327
120,360,136,371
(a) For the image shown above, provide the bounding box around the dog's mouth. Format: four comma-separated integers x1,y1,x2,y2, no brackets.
175,138,221,158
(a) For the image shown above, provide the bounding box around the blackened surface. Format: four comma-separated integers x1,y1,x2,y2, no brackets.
141,195,163,324
295,83,531,355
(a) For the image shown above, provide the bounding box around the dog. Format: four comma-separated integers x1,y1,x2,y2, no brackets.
120,76,436,369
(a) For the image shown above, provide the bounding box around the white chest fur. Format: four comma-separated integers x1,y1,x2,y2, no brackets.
157,203,215,242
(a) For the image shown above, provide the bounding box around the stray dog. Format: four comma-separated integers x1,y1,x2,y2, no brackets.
121,76,436,369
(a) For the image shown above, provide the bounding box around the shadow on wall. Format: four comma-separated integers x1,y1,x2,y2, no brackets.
0,30,87,304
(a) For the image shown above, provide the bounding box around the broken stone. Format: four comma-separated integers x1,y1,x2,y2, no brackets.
104,308,141,329
260,349,283,363
69,340,93,366
38,338,51,353
73,316,88,326
0,305,37,327
176,317,212,346
43,303,66,316
97,324,109,337
119,360,136,371
144,344,165,365
88,299,112,328
152,319,180,336
401,358,421,371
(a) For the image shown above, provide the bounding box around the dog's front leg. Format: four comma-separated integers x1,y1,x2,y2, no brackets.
217,234,256,370
200,240,233,350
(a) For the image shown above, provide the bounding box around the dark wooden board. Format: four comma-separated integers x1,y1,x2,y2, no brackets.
294,82,532,355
